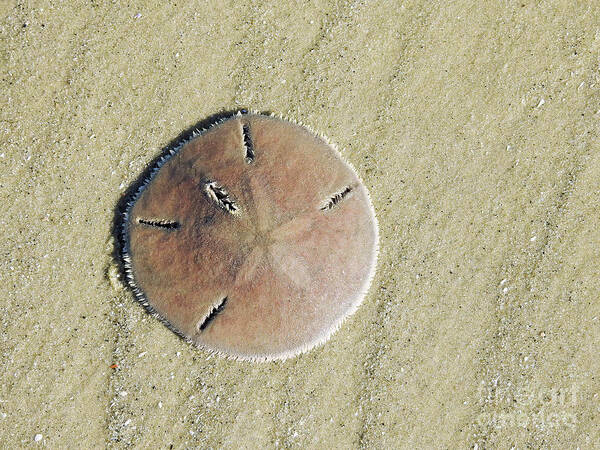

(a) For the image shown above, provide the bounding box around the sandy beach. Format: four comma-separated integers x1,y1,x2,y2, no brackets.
1,0,599,447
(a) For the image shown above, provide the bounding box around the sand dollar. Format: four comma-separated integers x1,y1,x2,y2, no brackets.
122,112,378,360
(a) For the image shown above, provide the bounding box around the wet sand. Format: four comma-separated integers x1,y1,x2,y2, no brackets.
1,1,599,447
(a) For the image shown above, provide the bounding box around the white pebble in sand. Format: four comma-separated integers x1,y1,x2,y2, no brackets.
34,434,43,442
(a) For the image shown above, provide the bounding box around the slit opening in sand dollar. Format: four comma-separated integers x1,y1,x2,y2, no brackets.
197,297,228,332
320,185,354,211
242,123,254,163
204,181,239,214
137,218,180,229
